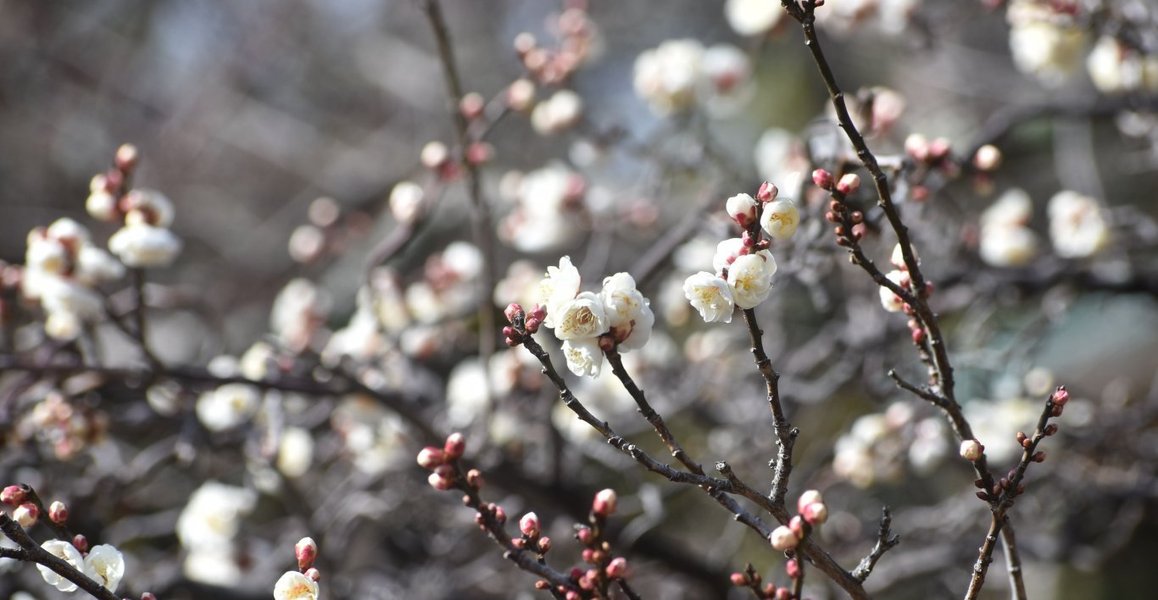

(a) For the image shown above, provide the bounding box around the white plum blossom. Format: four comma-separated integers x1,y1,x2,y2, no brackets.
1086,36,1158,94
760,198,800,241
555,292,609,340
699,44,755,117
726,250,777,309
1007,2,1086,86
274,570,319,600
712,237,745,274
177,481,257,552
562,337,604,377
633,39,704,116
530,89,584,135
879,269,908,313
278,427,315,478
271,278,330,351
979,188,1039,267
725,193,758,226
981,188,1033,228
1048,191,1111,258
724,0,784,36
195,383,261,431
108,223,182,268
83,544,125,592
683,272,735,323
500,164,585,252
37,540,84,592
600,272,653,348
75,246,125,285
389,180,425,223
539,256,582,328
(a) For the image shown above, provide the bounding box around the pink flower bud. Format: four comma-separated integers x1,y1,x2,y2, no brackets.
48,501,68,525
538,536,552,553
769,525,799,551
520,512,541,537
725,193,758,227
566,591,581,600
493,504,507,523
960,439,984,462
576,526,594,545
428,472,452,491
756,181,778,202
812,168,833,189
605,557,628,579
417,446,446,469
507,79,536,112
797,490,823,514
459,92,486,121
504,303,524,324
785,558,800,579
466,469,484,489
789,515,807,539
466,142,494,166
775,588,791,600
1,485,27,506
731,572,749,586
581,548,595,563
296,537,318,570
836,173,861,195
444,432,466,459
72,534,88,553
802,502,828,525
305,567,321,582
523,316,543,334
904,133,929,162
141,594,158,600
115,143,140,172
928,137,951,161
592,489,617,517
13,502,38,527
973,144,1002,171
1052,386,1070,406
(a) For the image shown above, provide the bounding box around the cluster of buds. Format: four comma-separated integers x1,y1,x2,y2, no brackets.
86,144,182,269
730,564,793,600
420,141,462,181
273,537,320,600
879,244,934,335
417,432,469,491
540,489,627,598
512,3,598,88
974,386,1067,505
2,485,41,529
769,490,828,552
515,511,552,555
502,302,546,346
816,169,869,246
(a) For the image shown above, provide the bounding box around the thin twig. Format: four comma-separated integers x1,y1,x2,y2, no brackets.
852,507,901,582
741,308,796,507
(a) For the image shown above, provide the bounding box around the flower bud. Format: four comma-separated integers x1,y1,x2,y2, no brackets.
802,501,828,525
731,572,749,586
812,168,833,189
493,504,507,523
507,79,536,112
1,485,28,506
836,173,861,195
605,557,628,579
504,303,524,324
785,558,800,579
775,588,791,600
141,594,158,600
789,515,807,539
296,537,318,570
756,181,778,202
796,490,823,514
459,92,486,121
444,432,466,459
592,489,617,517
960,439,984,462
417,446,446,469
928,137,951,161
1052,386,1069,406
538,536,552,553
725,193,758,227
72,534,88,553
973,144,1002,171
305,567,321,582
115,143,140,172
420,141,450,169
769,525,799,550
576,526,594,545
48,501,68,525
13,502,38,527
904,133,929,162
466,469,484,489
520,512,541,537
428,472,452,491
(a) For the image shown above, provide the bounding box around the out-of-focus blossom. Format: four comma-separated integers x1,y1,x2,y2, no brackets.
278,427,315,478
1086,36,1158,94
530,90,584,135
196,383,261,431
500,164,586,252
389,181,425,224
108,223,182,268
634,39,753,117
271,279,330,352
1007,1,1086,86
979,189,1039,267
724,0,784,37
878,269,908,313
1048,191,1111,258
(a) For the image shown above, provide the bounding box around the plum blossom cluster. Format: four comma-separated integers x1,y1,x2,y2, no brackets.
498,164,588,252
533,256,654,377
176,481,257,586
979,187,1112,267
272,537,320,600
632,39,754,117
86,144,182,269
683,184,797,324
732,490,830,599
832,402,949,488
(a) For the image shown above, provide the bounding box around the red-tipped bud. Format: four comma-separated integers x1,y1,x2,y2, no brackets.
797,490,823,514
1015,431,1027,444
305,567,321,582
576,526,594,545
1052,386,1069,406
466,142,494,166
785,558,800,579
13,503,38,527
592,489,617,517
802,501,828,525
812,168,833,189
459,92,486,121
520,512,541,537
581,548,595,563
904,133,929,162
763,583,778,597
428,472,452,491
417,446,446,469
605,557,628,579
1032,451,1046,463
504,303,524,324
72,534,88,553
731,572,750,586
512,538,525,549
141,594,158,600
538,536,552,553
960,439,984,462
836,173,861,195
928,137,951,161
851,223,868,240
775,588,791,600
911,328,926,344
1044,424,1058,436
493,505,507,524
789,515,807,539
444,432,466,459
48,501,68,525
535,580,550,590
296,537,318,571
1,485,27,506
756,181,779,202
466,469,484,489
726,193,758,227
769,525,799,551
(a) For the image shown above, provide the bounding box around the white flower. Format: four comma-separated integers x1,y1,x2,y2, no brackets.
1085,36,1158,94
389,180,425,223
176,481,256,551
271,278,330,350
37,540,84,592
633,39,704,116
123,189,176,228
1008,21,1086,86
712,238,745,274
724,0,784,36
562,337,603,377
196,383,261,431
25,234,67,275
599,273,645,330
278,427,315,478
83,544,125,592
86,190,118,222
890,242,918,270
530,89,584,135
683,272,735,323
725,193,758,226
75,246,126,285
46,218,91,245
1048,190,1110,258
981,188,1033,229
699,44,754,117
38,276,103,321
760,198,800,241
555,292,609,340
980,225,1039,267
108,223,182,268
879,269,908,313
183,550,241,587
44,311,83,341
274,570,319,600
618,301,654,351
726,250,777,309
539,256,582,328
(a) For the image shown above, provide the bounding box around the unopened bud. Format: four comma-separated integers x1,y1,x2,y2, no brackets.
48,501,68,525
1052,386,1069,406
928,137,951,161
459,92,486,121
812,168,833,189
504,303,524,324
725,193,758,228
836,173,861,195
141,594,157,600
420,141,450,169
775,588,791,600
592,489,617,517
72,534,88,553
115,143,140,171
973,144,1002,171
904,133,929,162
797,490,823,513
769,525,799,550
13,503,38,527
756,181,778,202
1,485,28,506
538,536,552,553
520,512,541,537
417,446,446,469
466,142,494,166
789,515,807,539
960,439,984,462
305,567,321,582
1032,451,1046,463
802,501,828,525
296,537,318,570
466,469,484,489
428,472,452,491
493,504,507,524
731,572,749,586
444,432,466,459
605,557,627,579
535,580,550,590
785,558,800,579
576,526,594,545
